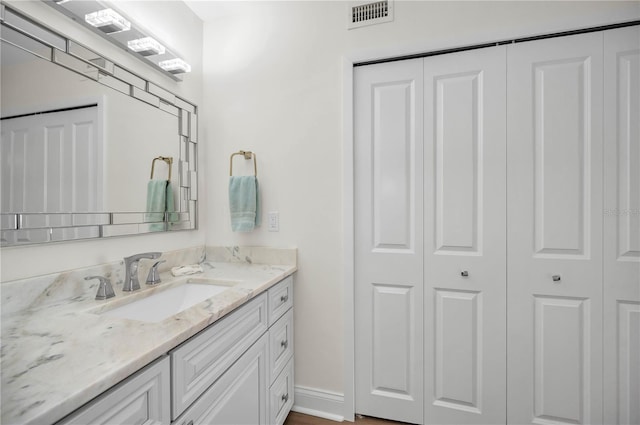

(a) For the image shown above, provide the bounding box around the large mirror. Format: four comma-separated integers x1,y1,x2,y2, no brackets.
0,5,198,246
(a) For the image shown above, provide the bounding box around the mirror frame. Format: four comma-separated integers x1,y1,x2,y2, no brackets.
0,4,198,246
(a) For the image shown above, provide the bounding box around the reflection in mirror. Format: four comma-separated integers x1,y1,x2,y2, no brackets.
1,42,179,213
0,6,197,246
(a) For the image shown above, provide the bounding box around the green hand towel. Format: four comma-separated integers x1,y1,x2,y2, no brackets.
229,176,259,232
165,181,179,224
145,179,167,224
146,179,178,231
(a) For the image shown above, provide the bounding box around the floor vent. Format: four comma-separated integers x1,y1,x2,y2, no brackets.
348,0,393,29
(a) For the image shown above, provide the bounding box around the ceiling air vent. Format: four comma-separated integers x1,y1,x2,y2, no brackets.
348,0,393,30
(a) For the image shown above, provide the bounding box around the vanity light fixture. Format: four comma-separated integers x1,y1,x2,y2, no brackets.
85,8,130,34
47,0,188,81
127,36,165,56
159,58,191,74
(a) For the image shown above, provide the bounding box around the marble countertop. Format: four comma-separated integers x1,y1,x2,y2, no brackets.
1,250,296,425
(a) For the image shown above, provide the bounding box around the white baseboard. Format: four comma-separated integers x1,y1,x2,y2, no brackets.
292,386,345,422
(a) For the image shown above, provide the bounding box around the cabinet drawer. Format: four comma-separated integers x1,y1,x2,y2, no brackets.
57,356,170,425
171,293,268,419
268,275,293,325
174,334,269,425
269,308,294,382
269,358,294,425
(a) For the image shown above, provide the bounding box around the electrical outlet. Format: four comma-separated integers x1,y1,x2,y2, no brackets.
267,211,279,232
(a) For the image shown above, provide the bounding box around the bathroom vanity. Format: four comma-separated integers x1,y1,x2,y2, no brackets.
60,276,293,425
0,247,296,425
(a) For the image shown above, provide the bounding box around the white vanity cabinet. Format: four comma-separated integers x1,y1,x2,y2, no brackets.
55,275,294,425
56,356,171,425
172,274,295,425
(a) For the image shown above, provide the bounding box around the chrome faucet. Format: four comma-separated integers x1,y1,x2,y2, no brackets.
123,252,162,291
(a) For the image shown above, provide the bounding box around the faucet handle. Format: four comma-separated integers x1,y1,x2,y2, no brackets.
85,276,116,300
146,260,166,286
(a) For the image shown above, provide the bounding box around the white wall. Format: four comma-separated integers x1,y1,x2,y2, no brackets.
0,0,204,282
200,0,640,398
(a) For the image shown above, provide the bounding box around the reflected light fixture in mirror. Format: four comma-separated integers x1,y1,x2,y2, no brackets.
46,0,191,81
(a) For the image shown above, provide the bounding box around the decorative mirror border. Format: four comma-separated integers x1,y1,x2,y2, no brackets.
0,3,198,246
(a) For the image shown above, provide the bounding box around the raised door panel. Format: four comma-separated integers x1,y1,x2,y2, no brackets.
424,46,506,424
171,293,268,419
532,59,592,258
433,289,482,413
268,276,293,325
603,25,640,425
355,58,424,424
507,32,603,425
57,356,170,425
533,296,591,423
614,302,640,424
270,359,294,425
176,334,268,425
371,284,415,396
269,308,294,382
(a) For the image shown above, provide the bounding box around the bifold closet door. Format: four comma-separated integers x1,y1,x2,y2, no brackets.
603,26,640,425
507,32,604,425
354,58,425,424
423,46,507,425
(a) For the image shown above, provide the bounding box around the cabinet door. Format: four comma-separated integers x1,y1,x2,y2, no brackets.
57,356,170,425
175,334,269,425
507,32,604,425
603,25,640,425
423,45,507,425
171,293,268,419
354,57,424,424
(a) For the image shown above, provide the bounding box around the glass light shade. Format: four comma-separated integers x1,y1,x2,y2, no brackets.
159,58,191,74
127,37,166,56
85,9,130,33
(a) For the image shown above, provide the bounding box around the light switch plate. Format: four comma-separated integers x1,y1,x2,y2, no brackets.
268,211,279,232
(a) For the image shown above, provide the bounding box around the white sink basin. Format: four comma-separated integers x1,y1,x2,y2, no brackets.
100,282,231,323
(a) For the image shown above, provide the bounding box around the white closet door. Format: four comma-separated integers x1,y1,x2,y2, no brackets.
355,58,424,424
423,46,506,425
603,26,640,425
507,32,604,425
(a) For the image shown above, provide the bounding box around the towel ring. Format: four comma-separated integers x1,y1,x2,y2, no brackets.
150,156,173,181
230,150,257,176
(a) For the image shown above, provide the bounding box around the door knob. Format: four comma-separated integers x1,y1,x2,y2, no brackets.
552,275,561,282
461,271,469,277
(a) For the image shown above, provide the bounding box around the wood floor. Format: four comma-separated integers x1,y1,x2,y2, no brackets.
284,411,406,425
